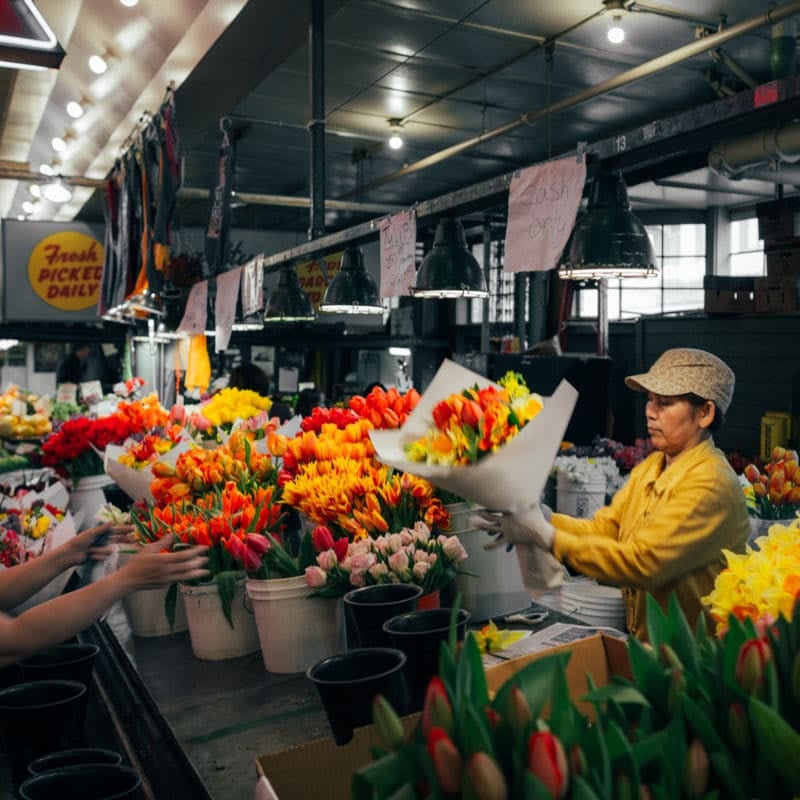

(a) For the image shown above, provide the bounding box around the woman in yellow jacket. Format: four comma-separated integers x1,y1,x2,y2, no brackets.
474,348,750,641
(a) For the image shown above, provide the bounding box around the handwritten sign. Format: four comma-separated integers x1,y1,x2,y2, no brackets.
380,210,416,296
177,280,208,335
241,256,264,317
295,252,343,309
215,267,243,352
504,156,586,273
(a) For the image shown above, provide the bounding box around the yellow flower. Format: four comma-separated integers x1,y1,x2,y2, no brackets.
473,620,527,654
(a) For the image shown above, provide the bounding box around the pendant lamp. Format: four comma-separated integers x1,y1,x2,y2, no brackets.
319,246,384,314
410,217,488,298
558,170,658,280
264,266,315,322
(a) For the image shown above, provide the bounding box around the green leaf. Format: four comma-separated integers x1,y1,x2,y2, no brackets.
666,593,698,676
708,751,749,800
581,682,649,708
627,637,669,710
215,570,238,628
629,730,668,771
571,776,603,800
457,631,489,709
352,752,414,800
524,771,559,800
644,594,671,653
297,530,316,572
748,696,800,793
491,652,570,721
164,582,177,630
460,701,494,758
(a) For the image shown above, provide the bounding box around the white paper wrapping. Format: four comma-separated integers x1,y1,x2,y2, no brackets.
369,359,578,513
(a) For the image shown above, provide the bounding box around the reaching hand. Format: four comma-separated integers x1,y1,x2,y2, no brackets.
58,523,130,567
118,534,210,591
471,503,555,551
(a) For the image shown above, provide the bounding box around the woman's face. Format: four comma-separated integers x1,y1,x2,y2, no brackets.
645,392,714,461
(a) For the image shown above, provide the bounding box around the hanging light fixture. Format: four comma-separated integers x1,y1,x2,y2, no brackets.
558,170,658,280
41,176,72,204
411,217,488,298
264,266,315,322
387,118,403,150
319,246,384,314
604,0,627,44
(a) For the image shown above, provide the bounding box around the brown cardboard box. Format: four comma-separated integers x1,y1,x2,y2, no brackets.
254,634,631,799
703,275,755,314
756,199,799,243
766,243,800,276
755,276,800,313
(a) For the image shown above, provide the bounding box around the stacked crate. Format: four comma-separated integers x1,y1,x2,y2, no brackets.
755,199,800,313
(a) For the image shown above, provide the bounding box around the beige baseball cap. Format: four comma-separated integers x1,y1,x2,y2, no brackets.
625,348,735,414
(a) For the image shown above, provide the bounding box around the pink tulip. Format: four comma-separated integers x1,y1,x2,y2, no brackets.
169,404,187,425
527,731,568,799
245,533,270,556
685,739,709,797
304,566,327,588
464,752,508,800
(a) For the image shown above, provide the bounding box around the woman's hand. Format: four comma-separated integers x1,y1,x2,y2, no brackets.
472,504,555,551
57,522,134,568
117,534,210,591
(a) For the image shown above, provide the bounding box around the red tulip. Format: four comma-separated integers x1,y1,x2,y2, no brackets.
427,727,462,795
372,694,404,750
735,638,771,696
743,463,762,485
464,752,508,800
685,739,709,798
527,731,568,799
312,525,335,552
245,533,270,555
422,676,453,737
508,685,532,737
727,702,750,751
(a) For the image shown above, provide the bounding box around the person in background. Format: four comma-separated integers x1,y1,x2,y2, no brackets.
55,344,91,385
473,348,750,641
228,362,293,423
0,523,208,665
295,387,325,419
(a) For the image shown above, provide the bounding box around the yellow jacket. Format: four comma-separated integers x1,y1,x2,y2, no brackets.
551,438,749,640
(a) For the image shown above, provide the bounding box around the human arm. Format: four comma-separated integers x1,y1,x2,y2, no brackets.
0,523,124,612
0,535,209,665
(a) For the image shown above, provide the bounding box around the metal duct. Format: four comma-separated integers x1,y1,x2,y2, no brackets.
728,164,800,185
708,119,800,178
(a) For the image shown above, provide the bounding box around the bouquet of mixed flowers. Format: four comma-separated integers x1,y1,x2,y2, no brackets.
40,394,169,485
183,387,273,444
559,435,654,475
359,593,800,799
740,446,800,520
130,430,284,625
703,516,800,633
303,521,468,598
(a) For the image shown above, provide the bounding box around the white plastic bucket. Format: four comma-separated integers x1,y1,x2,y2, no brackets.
444,502,480,534
556,473,606,519
453,528,530,621
561,581,626,631
180,576,260,661
246,576,345,674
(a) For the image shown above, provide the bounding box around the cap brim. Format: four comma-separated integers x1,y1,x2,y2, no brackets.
624,373,695,397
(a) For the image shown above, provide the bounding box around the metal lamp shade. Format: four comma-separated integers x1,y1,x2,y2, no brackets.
319,246,384,314
264,267,315,322
411,217,488,298
558,171,658,280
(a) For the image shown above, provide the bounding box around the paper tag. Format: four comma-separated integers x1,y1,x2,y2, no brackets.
80,380,103,403
380,209,417,297
56,384,78,404
10,399,26,417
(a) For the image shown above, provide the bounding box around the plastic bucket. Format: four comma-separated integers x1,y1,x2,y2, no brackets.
556,473,606,518
180,577,260,661
28,748,123,775
19,764,141,800
246,576,345,674
452,528,530,621
343,584,423,649
443,502,479,534
0,680,86,794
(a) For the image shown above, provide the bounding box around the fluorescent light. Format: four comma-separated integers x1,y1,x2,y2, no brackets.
120,0,139,5
89,54,108,74
389,347,411,357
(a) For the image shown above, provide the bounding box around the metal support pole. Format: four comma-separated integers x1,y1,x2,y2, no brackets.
596,279,609,356
480,219,491,353
528,272,548,348
514,273,526,345
308,0,325,241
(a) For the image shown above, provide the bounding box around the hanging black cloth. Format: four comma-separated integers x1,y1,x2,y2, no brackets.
99,165,120,316
153,92,181,258
204,119,236,279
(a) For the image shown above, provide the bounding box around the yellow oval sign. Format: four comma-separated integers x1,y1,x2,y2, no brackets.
27,231,104,311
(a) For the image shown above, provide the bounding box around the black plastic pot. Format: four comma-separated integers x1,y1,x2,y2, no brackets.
343,584,422,649
19,764,142,800
28,747,123,775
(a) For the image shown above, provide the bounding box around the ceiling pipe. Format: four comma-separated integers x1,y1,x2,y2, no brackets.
726,164,800,185
708,119,800,177
352,0,800,197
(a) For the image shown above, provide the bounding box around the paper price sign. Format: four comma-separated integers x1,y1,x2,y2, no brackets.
178,281,208,335
380,210,417,297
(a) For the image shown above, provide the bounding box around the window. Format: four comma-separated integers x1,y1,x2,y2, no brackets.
729,218,765,276
575,223,706,320
469,240,522,325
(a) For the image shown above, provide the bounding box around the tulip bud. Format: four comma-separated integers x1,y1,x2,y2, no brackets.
727,702,750,751
484,706,501,730
508,686,533,738
667,667,686,715
422,677,453,737
639,785,653,800
735,639,771,697
427,727,462,795
464,752,508,800
659,644,684,672
569,745,587,778
373,694,404,750
685,739,709,798
527,731,568,799
615,771,633,800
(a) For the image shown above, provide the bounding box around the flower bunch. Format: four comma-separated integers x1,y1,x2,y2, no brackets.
741,446,800,520
560,435,654,474
348,385,421,430
304,521,468,597
552,454,622,494
0,493,67,567
403,370,543,466
186,387,273,442
112,376,146,398
116,429,185,470
703,517,800,632
41,394,168,483
360,594,800,799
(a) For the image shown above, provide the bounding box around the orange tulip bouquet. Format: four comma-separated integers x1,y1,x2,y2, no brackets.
741,447,800,521
130,430,285,626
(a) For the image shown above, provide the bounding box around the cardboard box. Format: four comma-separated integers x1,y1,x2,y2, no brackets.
755,276,800,313
766,242,800,276
254,634,630,799
703,275,755,314
756,199,799,243
761,412,793,461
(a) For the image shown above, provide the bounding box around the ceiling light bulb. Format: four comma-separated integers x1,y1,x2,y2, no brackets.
16,215,24,221
39,164,53,176
608,15,625,43
51,136,66,152
42,179,72,204
22,200,35,214
388,133,403,150
89,53,108,74
119,0,139,5
66,100,84,119
29,184,41,198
